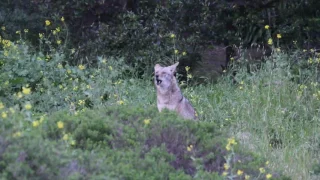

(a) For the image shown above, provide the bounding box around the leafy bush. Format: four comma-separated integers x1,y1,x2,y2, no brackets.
2,0,318,79
0,106,289,179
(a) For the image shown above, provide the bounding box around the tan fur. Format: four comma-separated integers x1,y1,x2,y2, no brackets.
154,62,197,120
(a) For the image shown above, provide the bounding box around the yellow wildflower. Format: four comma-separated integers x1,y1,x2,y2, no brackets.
13,131,22,138
187,145,193,152
187,74,193,79
45,20,51,26
56,27,61,32
53,30,57,35
3,50,8,57
228,137,237,145
57,39,62,45
266,173,272,179
268,38,273,45
223,163,229,170
222,171,228,176
67,69,72,74
39,33,44,39
276,48,281,52
78,100,85,106
2,40,11,48
174,49,179,54
117,100,125,105
185,66,190,72
78,64,85,70
237,170,243,176
245,175,250,180
0,102,4,109
70,140,76,145
182,51,187,56
108,66,113,71
226,143,231,151
277,34,282,39
62,134,69,140
1,26,5,31
16,30,21,34
265,25,270,29
170,33,176,38
32,120,40,127
9,108,15,114
144,118,151,125
57,63,63,69
24,103,32,110
259,167,265,173
39,116,45,123
16,92,23,99
86,85,92,89
61,17,65,22
22,86,31,95
265,161,269,165
57,121,64,129
1,112,7,118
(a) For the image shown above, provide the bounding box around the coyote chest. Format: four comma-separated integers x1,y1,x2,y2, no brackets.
157,93,183,111
154,62,197,120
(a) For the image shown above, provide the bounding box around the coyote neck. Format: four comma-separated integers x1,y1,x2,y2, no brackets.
157,79,183,109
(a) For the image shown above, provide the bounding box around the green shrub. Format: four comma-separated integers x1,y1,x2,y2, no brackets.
0,105,289,179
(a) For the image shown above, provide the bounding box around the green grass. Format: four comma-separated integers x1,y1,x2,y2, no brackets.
118,54,320,179
1,29,320,179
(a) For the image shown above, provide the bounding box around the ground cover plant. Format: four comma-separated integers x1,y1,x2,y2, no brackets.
1,4,320,180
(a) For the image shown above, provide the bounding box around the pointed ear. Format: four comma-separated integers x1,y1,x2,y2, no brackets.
169,62,179,72
154,64,162,71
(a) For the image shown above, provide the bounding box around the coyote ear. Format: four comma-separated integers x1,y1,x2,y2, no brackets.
154,64,162,71
169,62,179,72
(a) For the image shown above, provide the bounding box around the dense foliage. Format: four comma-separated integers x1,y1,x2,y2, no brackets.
1,0,320,179
1,106,290,179
1,0,319,74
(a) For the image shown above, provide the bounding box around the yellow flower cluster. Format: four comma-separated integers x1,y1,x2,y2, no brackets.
45,20,51,26
25,102,32,110
57,121,64,129
22,86,31,95
1,39,12,48
144,118,151,125
226,137,237,151
117,100,125,105
187,144,193,152
78,64,85,70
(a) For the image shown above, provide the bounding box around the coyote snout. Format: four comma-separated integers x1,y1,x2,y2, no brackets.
154,62,197,120
155,75,162,85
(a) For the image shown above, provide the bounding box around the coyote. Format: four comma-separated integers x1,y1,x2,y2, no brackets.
154,62,197,120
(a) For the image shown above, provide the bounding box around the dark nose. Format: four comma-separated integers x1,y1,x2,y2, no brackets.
155,75,159,79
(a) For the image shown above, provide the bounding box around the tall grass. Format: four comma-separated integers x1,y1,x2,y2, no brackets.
184,52,320,179
119,51,320,179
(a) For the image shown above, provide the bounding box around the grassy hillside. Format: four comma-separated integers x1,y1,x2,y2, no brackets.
1,21,320,180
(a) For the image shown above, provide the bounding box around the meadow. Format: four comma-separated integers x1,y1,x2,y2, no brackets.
0,19,320,180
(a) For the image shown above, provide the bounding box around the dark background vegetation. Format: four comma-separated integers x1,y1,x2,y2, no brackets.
1,0,319,76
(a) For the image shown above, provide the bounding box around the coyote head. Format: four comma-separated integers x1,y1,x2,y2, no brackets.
154,62,179,93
